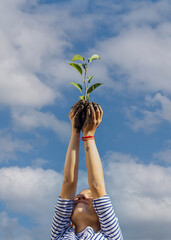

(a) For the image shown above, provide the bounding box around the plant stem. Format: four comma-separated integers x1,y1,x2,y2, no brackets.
84,67,87,101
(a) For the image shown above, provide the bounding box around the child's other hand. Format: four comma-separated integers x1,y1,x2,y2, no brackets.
82,102,103,136
69,100,84,133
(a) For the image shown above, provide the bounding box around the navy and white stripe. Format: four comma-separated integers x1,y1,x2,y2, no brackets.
93,195,123,240
50,195,123,240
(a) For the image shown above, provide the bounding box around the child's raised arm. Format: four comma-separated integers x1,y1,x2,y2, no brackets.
82,102,106,199
60,101,84,199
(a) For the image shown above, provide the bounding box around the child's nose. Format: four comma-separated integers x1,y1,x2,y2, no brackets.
78,194,86,200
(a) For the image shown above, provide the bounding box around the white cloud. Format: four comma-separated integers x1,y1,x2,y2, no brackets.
125,105,161,133
0,0,100,108
0,167,62,214
31,158,48,168
153,140,171,165
149,93,171,122
12,109,70,141
0,131,32,162
125,93,171,132
0,212,33,240
122,0,171,26
0,167,63,239
98,26,171,93
0,1,171,240
103,151,171,240
0,64,55,107
154,149,171,165
1,0,171,109
0,153,171,240
92,0,171,95
0,1,58,107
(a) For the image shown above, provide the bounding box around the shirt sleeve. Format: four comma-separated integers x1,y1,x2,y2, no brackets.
50,196,74,240
93,195,123,240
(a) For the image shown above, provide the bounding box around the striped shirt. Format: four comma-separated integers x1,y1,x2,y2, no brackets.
51,195,123,240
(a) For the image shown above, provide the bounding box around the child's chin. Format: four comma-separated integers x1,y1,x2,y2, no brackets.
73,205,88,215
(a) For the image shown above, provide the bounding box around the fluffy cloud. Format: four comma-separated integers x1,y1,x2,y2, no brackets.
12,109,70,141
0,167,62,214
0,0,58,107
1,0,171,109
92,0,171,94
126,93,171,132
31,158,48,168
126,106,160,133
0,1,171,240
98,26,171,93
0,167,63,239
103,151,171,240
0,212,32,240
0,0,100,108
0,153,171,240
150,93,171,122
153,140,171,165
0,131,32,162
122,0,171,25
154,149,171,165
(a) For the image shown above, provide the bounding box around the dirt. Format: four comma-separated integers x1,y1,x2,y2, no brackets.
74,101,98,131
74,101,88,131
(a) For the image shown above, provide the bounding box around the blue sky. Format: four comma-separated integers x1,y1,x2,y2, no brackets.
0,0,171,239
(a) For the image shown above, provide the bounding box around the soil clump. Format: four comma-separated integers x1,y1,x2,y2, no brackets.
74,101,98,131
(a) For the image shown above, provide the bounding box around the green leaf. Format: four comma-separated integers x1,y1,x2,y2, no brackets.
69,82,82,93
68,63,82,75
88,54,101,64
79,95,85,100
87,83,103,95
87,76,94,84
72,54,85,62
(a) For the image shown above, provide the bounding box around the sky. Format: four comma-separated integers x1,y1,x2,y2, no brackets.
0,0,171,239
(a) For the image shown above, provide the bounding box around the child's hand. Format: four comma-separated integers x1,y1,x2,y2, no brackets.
82,102,103,136
69,100,84,133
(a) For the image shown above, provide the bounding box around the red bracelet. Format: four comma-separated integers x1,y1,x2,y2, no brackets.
82,137,95,141
81,136,95,141
82,135,95,139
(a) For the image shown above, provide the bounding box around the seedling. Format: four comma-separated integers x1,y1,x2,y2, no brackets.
68,54,103,101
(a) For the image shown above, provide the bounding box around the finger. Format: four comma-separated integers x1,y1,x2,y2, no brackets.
70,101,82,116
86,105,91,119
89,102,95,121
92,102,99,120
95,104,100,120
74,100,85,116
92,102,98,111
72,99,84,109
97,104,103,119
69,110,75,119
75,104,84,117
69,106,77,118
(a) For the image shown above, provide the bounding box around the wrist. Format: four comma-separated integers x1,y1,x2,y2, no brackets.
82,131,95,137
71,129,80,137
81,135,95,142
